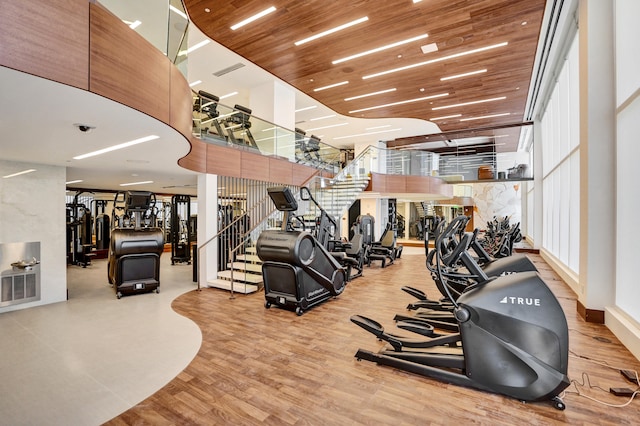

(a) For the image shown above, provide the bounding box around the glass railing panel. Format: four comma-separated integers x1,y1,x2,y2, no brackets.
99,1,189,77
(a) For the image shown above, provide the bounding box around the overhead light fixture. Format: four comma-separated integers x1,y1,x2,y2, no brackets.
305,122,349,132
178,39,211,56
413,0,423,3
333,128,402,140
332,34,428,64
3,169,36,179
349,93,449,113
295,106,317,113
220,91,238,100
314,81,349,92
65,179,83,185
230,6,276,30
460,112,511,122
189,80,202,87
431,96,506,110
120,181,153,187
344,88,396,101
169,5,188,20
366,125,391,130
295,17,369,46
430,114,462,121
441,69,487,81
363,42,508,79
129,20,142,30
73,135,159,160
310,114,336,121
420,43,438,54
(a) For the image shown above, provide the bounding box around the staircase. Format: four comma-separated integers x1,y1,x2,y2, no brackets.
207,245,263,294
313,176,370,221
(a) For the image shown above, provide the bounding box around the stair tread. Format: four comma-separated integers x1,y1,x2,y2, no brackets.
207,279,260,294
228,262,263,273
217,270,263,283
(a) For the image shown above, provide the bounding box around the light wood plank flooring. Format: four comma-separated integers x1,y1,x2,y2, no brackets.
107,251,640,425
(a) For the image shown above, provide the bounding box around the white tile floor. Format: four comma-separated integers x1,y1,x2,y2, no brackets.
0,255,201,425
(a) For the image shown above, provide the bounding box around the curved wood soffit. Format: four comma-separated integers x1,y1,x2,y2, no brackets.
0,0,193,160
368,172,453,199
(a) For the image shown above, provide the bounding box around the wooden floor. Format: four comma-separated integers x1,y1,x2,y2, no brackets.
107,252,640,425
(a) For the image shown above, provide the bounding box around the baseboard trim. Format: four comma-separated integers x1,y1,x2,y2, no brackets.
577,299,605,324
539,248,580,294
605,306,640,361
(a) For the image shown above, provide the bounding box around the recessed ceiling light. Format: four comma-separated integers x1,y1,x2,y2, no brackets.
65,179,83,184
189,80,202,87
295,106,317,113
314,81,349,92
73,135,159,160
169,5,188,20
420,43,438,54
413,0,423,3
3,169,36,179
431,96,506,110
295,17,368,46
220,91,238,99
204,8,210,13
333,128,402,140
459,112,511,121
305,122,349,132
348,93,449,113
120,181,154,187
179,39,211,56
310,114,336,121
231,6,276,30
363,42,508,79
441,69,487,81
333,34,428,64
344,88,396,101
430,114,462,121
521,21,528,25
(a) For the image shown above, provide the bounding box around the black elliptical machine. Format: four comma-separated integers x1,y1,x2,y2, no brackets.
256,186,347,315
351,220,570,410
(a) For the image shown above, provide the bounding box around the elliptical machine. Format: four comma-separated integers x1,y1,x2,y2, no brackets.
351,218,570,410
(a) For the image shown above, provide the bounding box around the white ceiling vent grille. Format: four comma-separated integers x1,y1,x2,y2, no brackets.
213,63,245,77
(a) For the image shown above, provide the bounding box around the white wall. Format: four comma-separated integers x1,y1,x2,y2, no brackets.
0,160,67,311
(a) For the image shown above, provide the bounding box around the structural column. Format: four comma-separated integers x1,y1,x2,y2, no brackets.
577,0,616,320
250,80,296,158
197,173,218,287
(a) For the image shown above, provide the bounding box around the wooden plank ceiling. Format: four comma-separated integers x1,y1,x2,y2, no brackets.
185,0,546,137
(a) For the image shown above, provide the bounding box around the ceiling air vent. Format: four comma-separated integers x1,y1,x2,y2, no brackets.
213,63,245,77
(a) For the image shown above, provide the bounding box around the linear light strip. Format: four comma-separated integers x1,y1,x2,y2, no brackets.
314,81,349,92
3,169,36,179
345,88,396,101
441,69,487,81
295,106,317,113
189,80,202,87
120,181,153,187
431,96,505,110
65,180,83,185
349,93,449,114
430,114,462,121
220,91,238,100
305,122,349,132
333,128,402,140
332,34,428,64
310,114,336,121
169,5,188,20
231,6,276,30
366,125,391,130
459,112,511,121
295,17,369,46
179,39,211,57
73,135,159,160
363,42,508,80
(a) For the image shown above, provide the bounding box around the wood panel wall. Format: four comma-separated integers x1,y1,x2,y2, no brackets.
368,172,453,199
0,0,89,90
89,4,171,124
